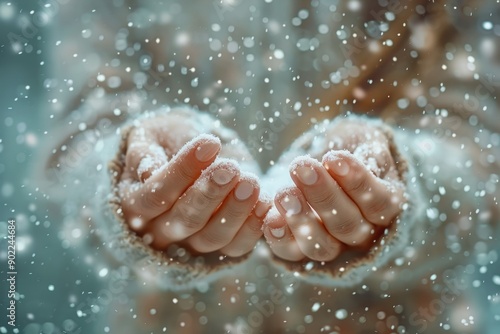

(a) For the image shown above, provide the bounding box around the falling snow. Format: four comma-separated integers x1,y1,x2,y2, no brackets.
1,0,499,333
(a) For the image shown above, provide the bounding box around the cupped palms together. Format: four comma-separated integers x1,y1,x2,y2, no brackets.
117,111,407,263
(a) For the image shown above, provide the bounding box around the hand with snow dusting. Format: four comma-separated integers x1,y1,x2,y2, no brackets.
119,109,270,257
263,120,407,262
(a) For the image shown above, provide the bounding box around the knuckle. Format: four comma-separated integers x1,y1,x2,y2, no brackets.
194,186,221,205
328,219,358,237
349,174,368,193
226,206,250,221
207,187,225,202
246,218,264,235
366,187,403,224
198,232,227,251
142,192,168,211
177,205,204,232
184,215,203,233
203,232,226,248
308,188,338,206
366,198,389,222
361,189,386,210
175,163,198,184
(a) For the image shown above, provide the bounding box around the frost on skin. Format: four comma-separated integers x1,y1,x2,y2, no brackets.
136,143,169,182
116,110,269,258
263,118,408,263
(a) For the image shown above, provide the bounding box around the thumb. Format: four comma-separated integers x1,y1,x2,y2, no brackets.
126,128,168,182
136,143,168,182
352,142,392,178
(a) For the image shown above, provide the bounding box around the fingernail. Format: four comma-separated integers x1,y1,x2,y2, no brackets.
279,195,301,216
295,166,318,185
212,168,237,185
138,156,155,182
255,201,271,218
235,181,254,201
329,159,349,176
195,141,220,162
270,226,286,239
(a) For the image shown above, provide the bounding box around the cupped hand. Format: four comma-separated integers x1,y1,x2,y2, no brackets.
118,110,270,257
262,120,407,262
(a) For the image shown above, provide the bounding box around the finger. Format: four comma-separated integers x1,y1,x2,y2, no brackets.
126,127,168,182
262,207,305,262
290,157,375,246
274,188,343,262
120,134,221,222
352,141,393,179
323,150,405,226
186,174,260,253
147,159,240,249
220,201,272,257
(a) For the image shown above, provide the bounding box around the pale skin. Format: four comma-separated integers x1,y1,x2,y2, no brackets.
262,120,407,262
119,109,271,258
119,112,407,263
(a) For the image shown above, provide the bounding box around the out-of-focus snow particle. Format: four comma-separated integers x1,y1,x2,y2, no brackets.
273,49,284,59
335,309,347,320
482,21,493,30
99,268,108,277
0,2,15,20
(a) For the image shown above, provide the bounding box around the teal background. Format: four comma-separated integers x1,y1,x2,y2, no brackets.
0,1,498,333
0,1,100,332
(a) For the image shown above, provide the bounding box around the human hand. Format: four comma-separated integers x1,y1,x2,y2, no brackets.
118,110,270,257
262,120,407,262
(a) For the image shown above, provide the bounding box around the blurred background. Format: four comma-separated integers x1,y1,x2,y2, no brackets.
0,1,499,333
0,1,101,333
